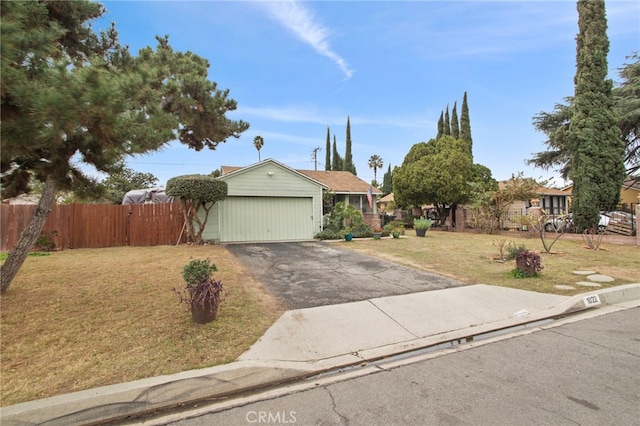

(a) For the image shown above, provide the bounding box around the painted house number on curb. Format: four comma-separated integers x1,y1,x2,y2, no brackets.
583,294,601,307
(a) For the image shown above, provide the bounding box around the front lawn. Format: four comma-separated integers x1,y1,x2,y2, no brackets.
0,245,285,406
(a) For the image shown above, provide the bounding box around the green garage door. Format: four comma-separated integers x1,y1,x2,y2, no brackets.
221,196,314,242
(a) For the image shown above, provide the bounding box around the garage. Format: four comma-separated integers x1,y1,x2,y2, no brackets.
201,159,326,243
220,196,314,242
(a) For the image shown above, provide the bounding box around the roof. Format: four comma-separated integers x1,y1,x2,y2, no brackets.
560,176,640,193
220,159,328,189
221,161,381,195
297,170,382,194
378,193,394,203
497,181,569,197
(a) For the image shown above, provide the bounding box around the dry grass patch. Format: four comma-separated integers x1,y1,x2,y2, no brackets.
342,230,640,295
0,245,285,406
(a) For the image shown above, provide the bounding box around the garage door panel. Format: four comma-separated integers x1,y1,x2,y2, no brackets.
221,197,313,242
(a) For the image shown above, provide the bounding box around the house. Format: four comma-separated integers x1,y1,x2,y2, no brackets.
559,177,639,212
204,159,380,243
297,169,382,215
377,193,395,212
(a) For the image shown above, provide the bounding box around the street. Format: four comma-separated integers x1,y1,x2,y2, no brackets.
162,307,639,426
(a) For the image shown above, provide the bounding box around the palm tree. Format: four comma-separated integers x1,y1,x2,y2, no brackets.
253,136,265,161
368,154,383,184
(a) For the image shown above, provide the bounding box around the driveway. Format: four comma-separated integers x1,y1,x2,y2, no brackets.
226,241,465,309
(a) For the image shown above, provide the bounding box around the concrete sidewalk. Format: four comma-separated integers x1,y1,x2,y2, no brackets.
2,283,639,426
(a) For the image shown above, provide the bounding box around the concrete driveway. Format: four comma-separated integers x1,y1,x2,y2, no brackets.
226,241,465,309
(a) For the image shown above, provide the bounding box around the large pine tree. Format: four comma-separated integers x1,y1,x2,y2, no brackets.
568,0,625,232
325,127,331,171
343,116,357,174
0,1,248,291
460,91,473,157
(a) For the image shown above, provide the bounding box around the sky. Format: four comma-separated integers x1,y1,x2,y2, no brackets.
96,0,639,188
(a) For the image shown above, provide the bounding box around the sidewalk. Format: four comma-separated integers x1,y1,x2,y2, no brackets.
2,283,639,426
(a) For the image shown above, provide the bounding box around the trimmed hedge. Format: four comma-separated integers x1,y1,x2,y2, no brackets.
166,174,228,202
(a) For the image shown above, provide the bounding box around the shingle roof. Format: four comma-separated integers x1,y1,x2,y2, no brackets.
221,164,381,195
297,170,382,194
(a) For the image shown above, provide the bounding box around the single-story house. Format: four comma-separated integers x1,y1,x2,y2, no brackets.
202,159,381,243
560,177,639,212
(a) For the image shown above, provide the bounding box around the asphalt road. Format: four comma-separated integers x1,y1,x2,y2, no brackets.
168,307,640,426
226,241,465,309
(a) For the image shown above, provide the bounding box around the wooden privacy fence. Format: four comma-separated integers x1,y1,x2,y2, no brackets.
0,203,186,251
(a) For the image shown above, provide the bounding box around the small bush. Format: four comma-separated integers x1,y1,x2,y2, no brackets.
514,250,543,277
351,223,373,238
315,229,341,240
182,258,217,286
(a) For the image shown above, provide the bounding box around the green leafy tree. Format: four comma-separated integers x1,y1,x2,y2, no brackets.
0,1,249,292
382,165,393,195
568,0,625,233
100,165,159,204
528,54,639,179
344,116,357,174
460,91,473,156
253,135,264,161
368,154,383,184
616,53,640,176
393,136,473,223
451,101,460,139
166,175,227,244
325,127,331,171
332,136,343,171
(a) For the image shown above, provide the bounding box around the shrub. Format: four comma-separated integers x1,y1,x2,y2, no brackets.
182,258,218,286
514,250,543,277
315,229,341,240
350,222,373,238
413,218,433,230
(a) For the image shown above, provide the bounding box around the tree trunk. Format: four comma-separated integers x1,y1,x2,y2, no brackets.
1,178,57,293
179,199,197,243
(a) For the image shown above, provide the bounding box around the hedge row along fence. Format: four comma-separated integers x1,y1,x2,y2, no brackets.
0,203,186,251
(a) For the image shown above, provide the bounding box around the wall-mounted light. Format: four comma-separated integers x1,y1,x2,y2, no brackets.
267,171,275,176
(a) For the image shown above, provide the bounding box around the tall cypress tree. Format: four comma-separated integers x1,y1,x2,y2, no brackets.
460,91,473,157
437,111,444,139
382,164,393,195
344,116,357,174
443,105,451,136
325,127,331,171
332,135,343,171
568,0,625,232
451,101,460,139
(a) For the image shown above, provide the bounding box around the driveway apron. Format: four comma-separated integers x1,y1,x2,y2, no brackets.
226,241,465,309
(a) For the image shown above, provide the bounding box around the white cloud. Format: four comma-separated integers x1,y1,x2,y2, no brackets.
262,0,354,79
236,104,434,129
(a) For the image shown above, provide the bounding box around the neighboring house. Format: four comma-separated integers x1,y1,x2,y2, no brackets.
209,160,382,243
377,193,394,212
560,177,639,212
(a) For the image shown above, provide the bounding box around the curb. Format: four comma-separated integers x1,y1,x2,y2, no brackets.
1,284,638,426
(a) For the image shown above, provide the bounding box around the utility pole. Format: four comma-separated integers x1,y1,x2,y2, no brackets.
311,147,321,171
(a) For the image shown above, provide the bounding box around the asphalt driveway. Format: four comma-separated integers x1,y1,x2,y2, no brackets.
226,241,465,309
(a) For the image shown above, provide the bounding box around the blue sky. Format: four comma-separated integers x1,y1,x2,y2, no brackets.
97,0,639,188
